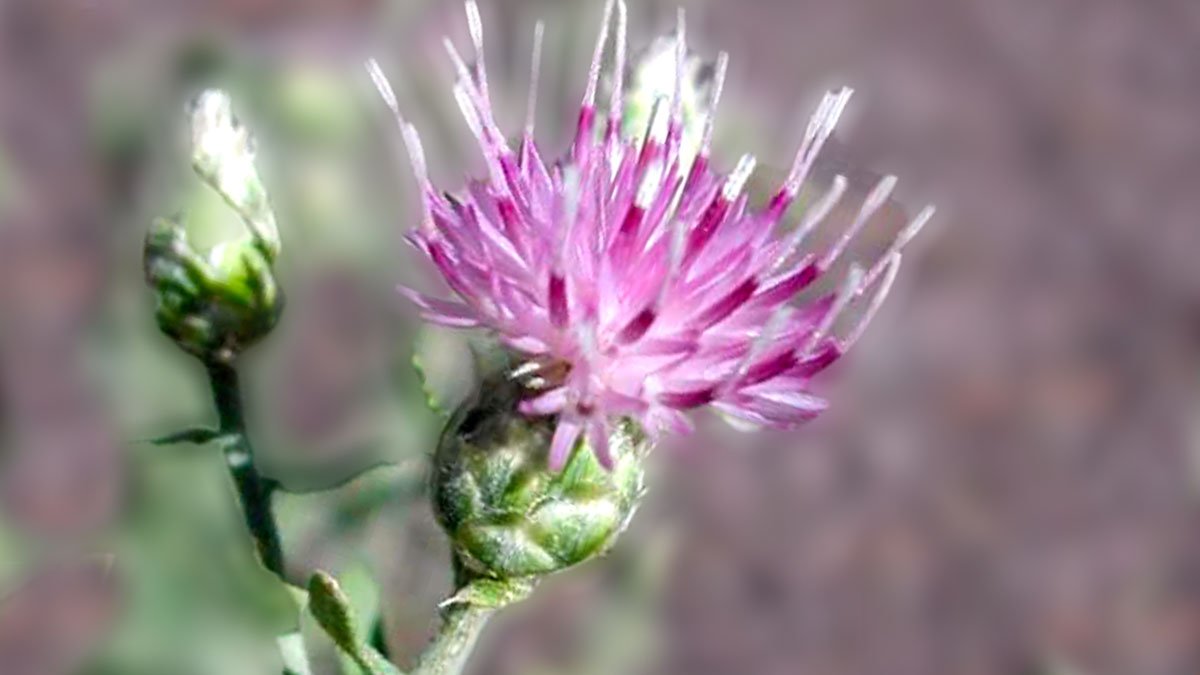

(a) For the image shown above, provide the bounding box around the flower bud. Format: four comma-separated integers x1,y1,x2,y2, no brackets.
621,32,718,165
144,90,282,364
144,218,281,364
433,379,648,581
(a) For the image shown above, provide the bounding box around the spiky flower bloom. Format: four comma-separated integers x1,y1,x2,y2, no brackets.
376,1,933,471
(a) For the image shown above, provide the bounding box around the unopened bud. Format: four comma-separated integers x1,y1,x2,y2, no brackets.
433,378,648,581
621,33,718,164
144,90,282,364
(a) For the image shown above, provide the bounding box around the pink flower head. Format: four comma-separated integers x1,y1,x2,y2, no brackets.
374,1,934,470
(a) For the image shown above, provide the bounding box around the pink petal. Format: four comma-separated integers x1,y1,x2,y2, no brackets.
753,257,819,307
587,419,614,469
645,407,695,436
397,286,480,327
791,341,842,378
548,273,568,327
519,387,568,416
740,349,799,387
616,307,656,344
549,418,583,471
713,390,827,429
658,386,717,409
692,278,759,329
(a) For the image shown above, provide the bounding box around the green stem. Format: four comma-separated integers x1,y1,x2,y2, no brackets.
411,605,494,675
369,615,391,661
206,361,286,579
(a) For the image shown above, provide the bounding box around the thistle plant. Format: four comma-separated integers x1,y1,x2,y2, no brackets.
142,1,933,673
145,89,288,577
363,0,931,670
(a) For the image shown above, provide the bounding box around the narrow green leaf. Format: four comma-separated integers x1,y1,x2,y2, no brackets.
225,545,302,635
308,572,403,675
144,427,226,446
308,572,356,653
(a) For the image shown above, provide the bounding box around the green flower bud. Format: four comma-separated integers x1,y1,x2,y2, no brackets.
621,32,720,167
144,90,282,364
433,379,648,581
144,217,281,364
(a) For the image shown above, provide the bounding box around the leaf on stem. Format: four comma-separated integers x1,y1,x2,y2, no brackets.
308,571,402,675
439,577,536,611
144,426,227,446
410,326,483,417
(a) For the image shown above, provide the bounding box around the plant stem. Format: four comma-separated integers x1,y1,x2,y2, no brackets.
206,361,286,579
411,605,495,675
370,615,391,660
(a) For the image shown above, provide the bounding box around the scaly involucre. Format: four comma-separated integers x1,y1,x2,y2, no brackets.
374,0,934,470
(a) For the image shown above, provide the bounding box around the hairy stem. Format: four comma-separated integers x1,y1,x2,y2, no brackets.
412,604,494,675
206,362,285,579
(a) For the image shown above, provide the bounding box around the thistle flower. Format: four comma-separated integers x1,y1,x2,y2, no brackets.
376,1,933,471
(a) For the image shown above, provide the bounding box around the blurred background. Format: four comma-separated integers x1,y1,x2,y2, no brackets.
1,0,1199,673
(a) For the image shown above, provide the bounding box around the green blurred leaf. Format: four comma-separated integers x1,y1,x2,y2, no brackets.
307,572,402,675
411,351,445,416
278,632,314,675
273,458,394,495
263,64,369,147
233,554,303,636
411,326,477,417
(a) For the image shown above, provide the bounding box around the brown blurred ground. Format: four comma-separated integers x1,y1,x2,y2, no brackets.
2,0,1200,674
